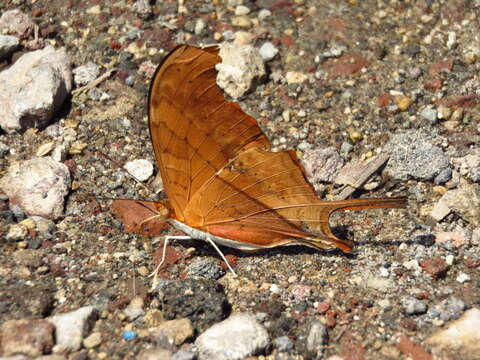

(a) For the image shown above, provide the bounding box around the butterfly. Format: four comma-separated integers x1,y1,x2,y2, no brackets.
134,44,406,275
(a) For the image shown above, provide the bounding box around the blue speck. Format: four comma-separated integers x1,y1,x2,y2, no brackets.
123,330,137,340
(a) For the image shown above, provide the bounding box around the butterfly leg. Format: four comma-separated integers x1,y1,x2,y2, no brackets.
149,235,192,278
205,236,238,277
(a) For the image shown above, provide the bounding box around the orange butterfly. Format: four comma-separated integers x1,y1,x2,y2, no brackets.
138,44,407,275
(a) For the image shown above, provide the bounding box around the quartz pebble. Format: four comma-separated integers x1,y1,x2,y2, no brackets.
124,159,154,182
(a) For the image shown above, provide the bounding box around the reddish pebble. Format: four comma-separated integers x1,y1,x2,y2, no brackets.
32,8,45,17
424,78,442,91
378,93,392,107
428,59,453,75
397,335,433,360
316,302,330,314
400,318,418,331
110,39,122,50
322,53,368,76
465,257,480,268
420,257,448,279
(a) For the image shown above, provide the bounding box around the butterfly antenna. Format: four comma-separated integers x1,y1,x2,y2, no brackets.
97,150,154,194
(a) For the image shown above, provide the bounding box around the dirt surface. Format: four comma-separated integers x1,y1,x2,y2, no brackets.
1,0,480,359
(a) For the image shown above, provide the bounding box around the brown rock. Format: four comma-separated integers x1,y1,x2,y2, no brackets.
397,335,433,360
420,257,448,279
1,319,55,357
322,53,368,76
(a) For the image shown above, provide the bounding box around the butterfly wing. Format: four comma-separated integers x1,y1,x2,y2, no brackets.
149,45,269,222
149,45,406,252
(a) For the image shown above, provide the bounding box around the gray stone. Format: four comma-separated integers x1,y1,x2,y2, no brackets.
420,107,438,123
216,43,265,99
187,258,225,279
0,157,71,220
47,306,98,351
195,313,270,360
434,167,452,184
0,46,72,133
385,130,450,181
402,296,427,315
72,62,99,86
0,35,19,60
0,9,34,39
305,320,328,357
301,147,344,184
273,336,294,352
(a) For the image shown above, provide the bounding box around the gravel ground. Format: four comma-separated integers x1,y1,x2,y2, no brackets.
1,0,480,359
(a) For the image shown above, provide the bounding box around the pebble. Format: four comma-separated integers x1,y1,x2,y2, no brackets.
1,319,55,357
83,332,102,348
123,296,145,321
48,306,98,351
6,223,28,240
216,43,265,99
304,320,328,358
430,183,480,226
187,257,225,279
402,296,427,315
0,141,10,157
395,95,413,111
273,336,294,352
427,308,480,358
456,272,471,283
258,9,272,21
301,147,343,186
195,313,270,360
0,34,19,59
385,130,450,181
428,297,466,322
420,107,438,123
124,159,154,182
235,5,250,15
437,105,452,120
0,157,71,220
0,45,72,133
456,149,480,183
150,318,194,346
194,19,206,35
172,349,196,360
420,257,448,278
259,41,278,61
0,9,34,38
231,15,252,27
137,348,172,360
434,167,452,184
123,330,137,340
285,71,308,84
72,62,100,86
233,31,254,45
133,0,152,18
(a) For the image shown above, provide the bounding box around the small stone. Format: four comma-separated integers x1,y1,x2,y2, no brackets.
134,0,152,18
258,9,272,21
124,296,145,321
402,296,427,315
437,105,452,120
273,336,294,352
150,318,194,346
83,332,102,348
395,96,413,111
420,257,448,279
0,46,72,133
301,147,343,184
434,167,452,184
235,5,250,15
72,62,100,86
286,71,308,84
0,34,19,59
6,223,28,240
0,157,71,220
195,313,270,360
194,19,206,35
348,130,363,142
259,42,278,61
48,306,98,351
0,9,34,38
216,43,265,99
427,308,480,358
187,258,225,279
456,272,471,283
231,15,252,27
1,319,55,357
86,5,101,14
305,320,328,358
137,348,173,360
124,159,154,182
420,107,437,123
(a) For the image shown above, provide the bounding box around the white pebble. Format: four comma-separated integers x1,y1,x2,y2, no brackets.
124,159,153,182
259,41,278,61
235,5,250,16
456,272,471,283
258,9,272,21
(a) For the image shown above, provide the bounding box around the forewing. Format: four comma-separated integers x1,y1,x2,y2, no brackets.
148,45,268,221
